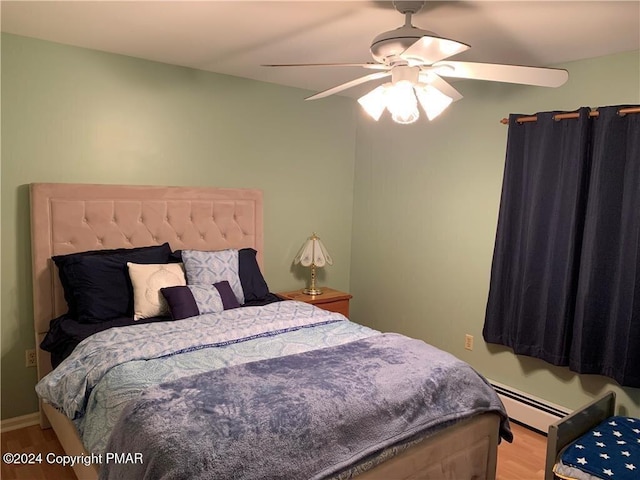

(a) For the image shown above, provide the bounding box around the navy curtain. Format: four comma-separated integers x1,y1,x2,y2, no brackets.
483,106,640,387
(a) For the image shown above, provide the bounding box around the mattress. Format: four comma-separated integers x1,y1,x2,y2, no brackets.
554,416,640,480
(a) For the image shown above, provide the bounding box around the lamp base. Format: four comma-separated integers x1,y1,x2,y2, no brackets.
303,287,323,296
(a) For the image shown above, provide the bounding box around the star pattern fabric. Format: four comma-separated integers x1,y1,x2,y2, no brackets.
561,416,640,479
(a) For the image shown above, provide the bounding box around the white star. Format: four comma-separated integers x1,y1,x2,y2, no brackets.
577,457,588,465
593,431,603,437
609,421,618,426
622,451,631,457
617,441,626,445
600,453,610,460
626,464,636,471
575,444,585,449
633,428,640,434
613,430,622,437
627,418,636,423
596,442,606,447
603,468,614,477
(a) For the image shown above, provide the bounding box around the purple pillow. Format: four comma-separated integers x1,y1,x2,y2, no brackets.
161,281,240,321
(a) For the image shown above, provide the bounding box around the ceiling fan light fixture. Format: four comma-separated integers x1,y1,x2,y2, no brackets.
386,80,420,124
358,85,388,121
414,84,453,121
358,80,421,124
359,77,453,124
391,108,420,125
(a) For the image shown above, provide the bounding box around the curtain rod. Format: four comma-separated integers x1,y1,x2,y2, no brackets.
500,106,640,124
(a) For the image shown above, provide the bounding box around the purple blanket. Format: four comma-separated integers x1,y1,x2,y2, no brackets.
101,333,511,480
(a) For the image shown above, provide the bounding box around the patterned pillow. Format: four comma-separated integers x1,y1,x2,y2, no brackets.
181,249,245,304
161,282,240,320
127,262,186,320
170,248,270,302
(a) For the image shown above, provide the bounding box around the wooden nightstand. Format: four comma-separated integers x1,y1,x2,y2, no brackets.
276,287,352,318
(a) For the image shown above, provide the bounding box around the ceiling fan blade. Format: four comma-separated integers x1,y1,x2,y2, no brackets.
400,35,470,65
262,62,389,70
305,71,391,101
434,61,569,87
418,72,463,102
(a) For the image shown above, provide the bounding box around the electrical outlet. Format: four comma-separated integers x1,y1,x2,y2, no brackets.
464,334,474,351
25,349,37,368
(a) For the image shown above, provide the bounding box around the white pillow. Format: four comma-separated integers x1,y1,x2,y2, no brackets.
127,262,186,320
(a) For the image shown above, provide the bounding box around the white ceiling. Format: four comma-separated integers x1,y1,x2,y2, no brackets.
2,1,639,99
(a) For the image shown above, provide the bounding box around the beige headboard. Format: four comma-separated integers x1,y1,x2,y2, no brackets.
30,183,263,381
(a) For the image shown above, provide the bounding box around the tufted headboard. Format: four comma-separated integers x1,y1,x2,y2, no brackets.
30,183,263,381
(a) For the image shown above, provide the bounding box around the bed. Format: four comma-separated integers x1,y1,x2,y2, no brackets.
546,391,640,480
30,182,511,480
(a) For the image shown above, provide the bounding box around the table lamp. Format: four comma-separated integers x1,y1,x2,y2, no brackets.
293,233,333,295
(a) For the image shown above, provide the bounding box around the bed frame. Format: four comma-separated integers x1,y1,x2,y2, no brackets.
545,391,617,480
30,182,502,480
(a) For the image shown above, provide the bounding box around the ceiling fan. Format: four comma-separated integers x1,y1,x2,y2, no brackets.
264,1,569,124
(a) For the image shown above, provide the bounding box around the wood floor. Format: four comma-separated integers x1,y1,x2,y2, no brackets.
2,421,546,479
1,423,76,480
497,422,546,479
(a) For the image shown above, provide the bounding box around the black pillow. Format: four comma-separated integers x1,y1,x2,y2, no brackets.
238,248,270,302
170,248,270,303
53,243,173,323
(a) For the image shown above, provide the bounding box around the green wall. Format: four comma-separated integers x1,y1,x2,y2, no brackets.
1,34,357,419
351,50,640,416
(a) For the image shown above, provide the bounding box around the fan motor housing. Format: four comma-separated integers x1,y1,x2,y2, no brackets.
370,25,437,64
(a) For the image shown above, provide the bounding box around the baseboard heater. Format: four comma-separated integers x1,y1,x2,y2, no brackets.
489,380,571,435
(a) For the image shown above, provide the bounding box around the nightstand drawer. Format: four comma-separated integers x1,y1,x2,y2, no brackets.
315,298,349,318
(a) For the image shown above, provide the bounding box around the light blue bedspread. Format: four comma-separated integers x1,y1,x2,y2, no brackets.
101,333,511,480
36,300,511,479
